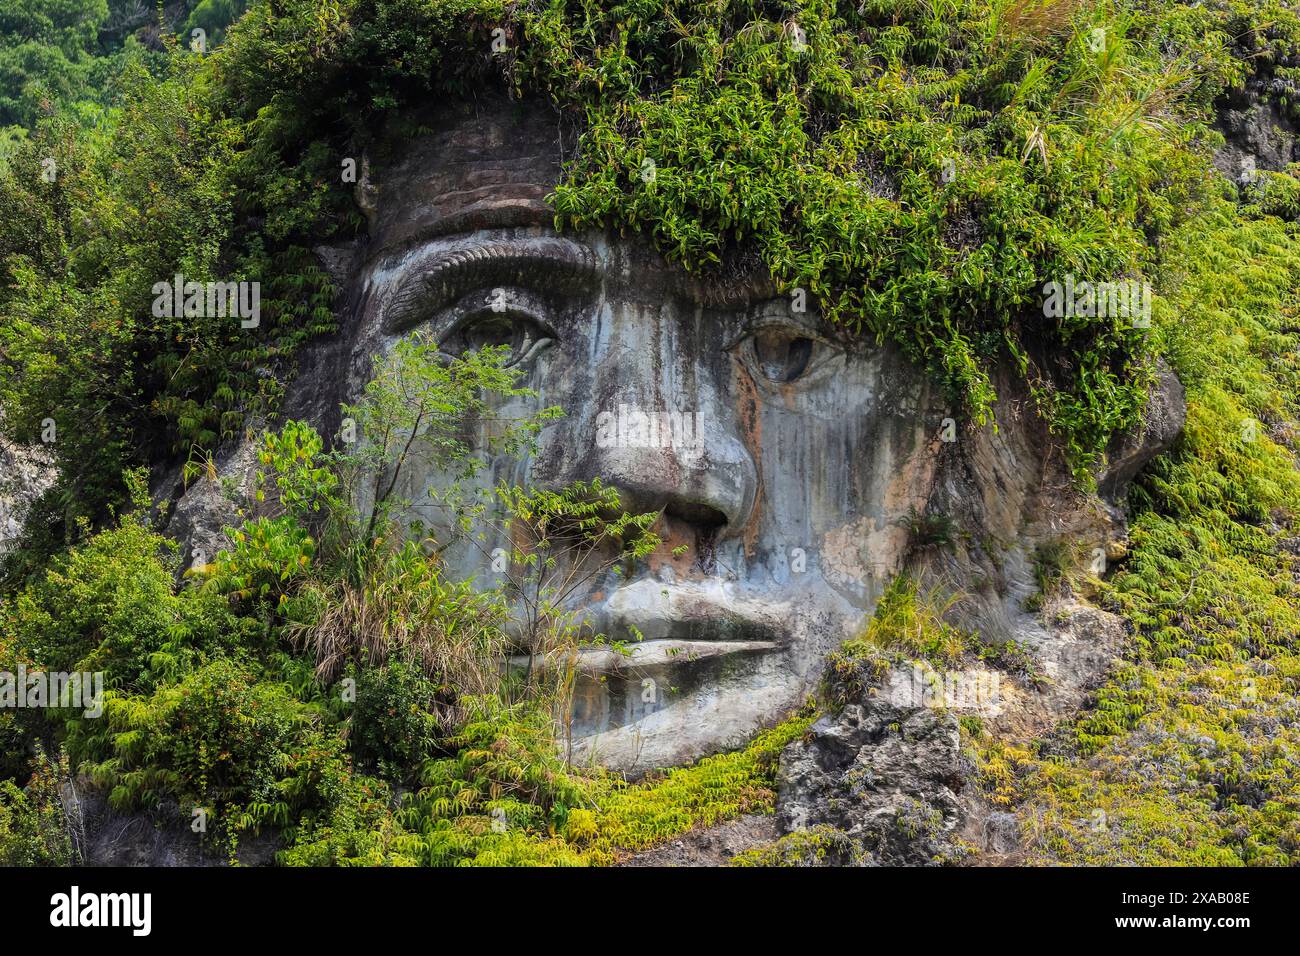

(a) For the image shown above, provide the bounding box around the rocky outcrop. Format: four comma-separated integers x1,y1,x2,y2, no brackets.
1214,83,1300,185
769,592,1132,861
767,348,1160,863
775,678,968,866
67,785,279,867
152,438,262,575
1210,31,1300,187
0,435,55,555
1098,358,1187,500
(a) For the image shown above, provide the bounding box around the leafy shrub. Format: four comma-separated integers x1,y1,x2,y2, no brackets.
838,575,974,671
69,659,351,845
0,54,334,528
902,506,959,552
284,543,509,721
248,418,342,524
0,0,110,128
350,659,443,781
1243,167,1300,220
0,710,30,784
203,516,316,609
2,475,253,689
276,772,420,867
0,748,76,866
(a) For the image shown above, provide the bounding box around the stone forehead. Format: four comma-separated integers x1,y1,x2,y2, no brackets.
364,95,564,253
361,94,780,307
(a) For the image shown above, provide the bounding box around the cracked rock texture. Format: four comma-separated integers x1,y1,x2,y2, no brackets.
1214,83,1300,185
776,685,967,866
0,435,54,555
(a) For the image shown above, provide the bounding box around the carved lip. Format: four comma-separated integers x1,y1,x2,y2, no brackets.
511,639,781,677
512,634,780,681
506,579,790,675
588,578,790,666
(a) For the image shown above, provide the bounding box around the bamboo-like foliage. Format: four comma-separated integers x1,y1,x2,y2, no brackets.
284,546,510,730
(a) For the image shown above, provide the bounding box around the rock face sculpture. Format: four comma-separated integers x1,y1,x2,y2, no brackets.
161,94,1184,774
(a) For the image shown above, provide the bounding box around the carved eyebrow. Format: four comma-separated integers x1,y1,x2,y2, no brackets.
680,271,779,309
383,238,600,332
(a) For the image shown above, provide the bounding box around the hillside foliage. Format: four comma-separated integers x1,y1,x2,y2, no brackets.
4,0,1300,866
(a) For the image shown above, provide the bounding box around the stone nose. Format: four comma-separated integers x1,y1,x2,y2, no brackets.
528,298,760,538
579,400,758,535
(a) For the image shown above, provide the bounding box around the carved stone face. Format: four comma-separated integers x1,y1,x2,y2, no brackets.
344,98,942,771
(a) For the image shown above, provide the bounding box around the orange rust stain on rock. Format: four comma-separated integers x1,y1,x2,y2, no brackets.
645,512,703,577
506,515,531,563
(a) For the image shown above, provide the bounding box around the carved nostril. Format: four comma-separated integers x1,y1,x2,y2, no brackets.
661,499,728,575
665,499,728,529
560,405,758,537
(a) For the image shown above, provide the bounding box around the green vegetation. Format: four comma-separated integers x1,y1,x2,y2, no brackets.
0,329,804,864
832,574,1041,699
0,1,251,131
969,207,1300,865
837,576,975,673
902,507,961,553
6,0,1292,546
0,748,75,865
731,824,859,866
0,0,108,130
5,0,1300,868
288,704,812,866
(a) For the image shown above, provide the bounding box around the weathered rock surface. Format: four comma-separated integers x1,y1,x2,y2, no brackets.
163,96,946,773
63,784,279,867
1098,358,1187,500
152,437,262,575
622,814,779,867
0,435,54,555
775,682,967,866
1214,83,1300,185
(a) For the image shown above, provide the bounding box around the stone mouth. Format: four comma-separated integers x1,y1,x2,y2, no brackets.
601,609,784,647
553,638,781,675
508,579,792,675
507,626,785,677
596,577,792,647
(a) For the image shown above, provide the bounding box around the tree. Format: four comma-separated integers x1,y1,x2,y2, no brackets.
0,0,109,128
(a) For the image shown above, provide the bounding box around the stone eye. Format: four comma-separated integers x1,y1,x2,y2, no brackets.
752,328,815,383
441,313,551,366
464,316,518,352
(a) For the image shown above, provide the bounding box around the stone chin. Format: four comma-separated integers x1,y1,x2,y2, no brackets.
165,94,1182,774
